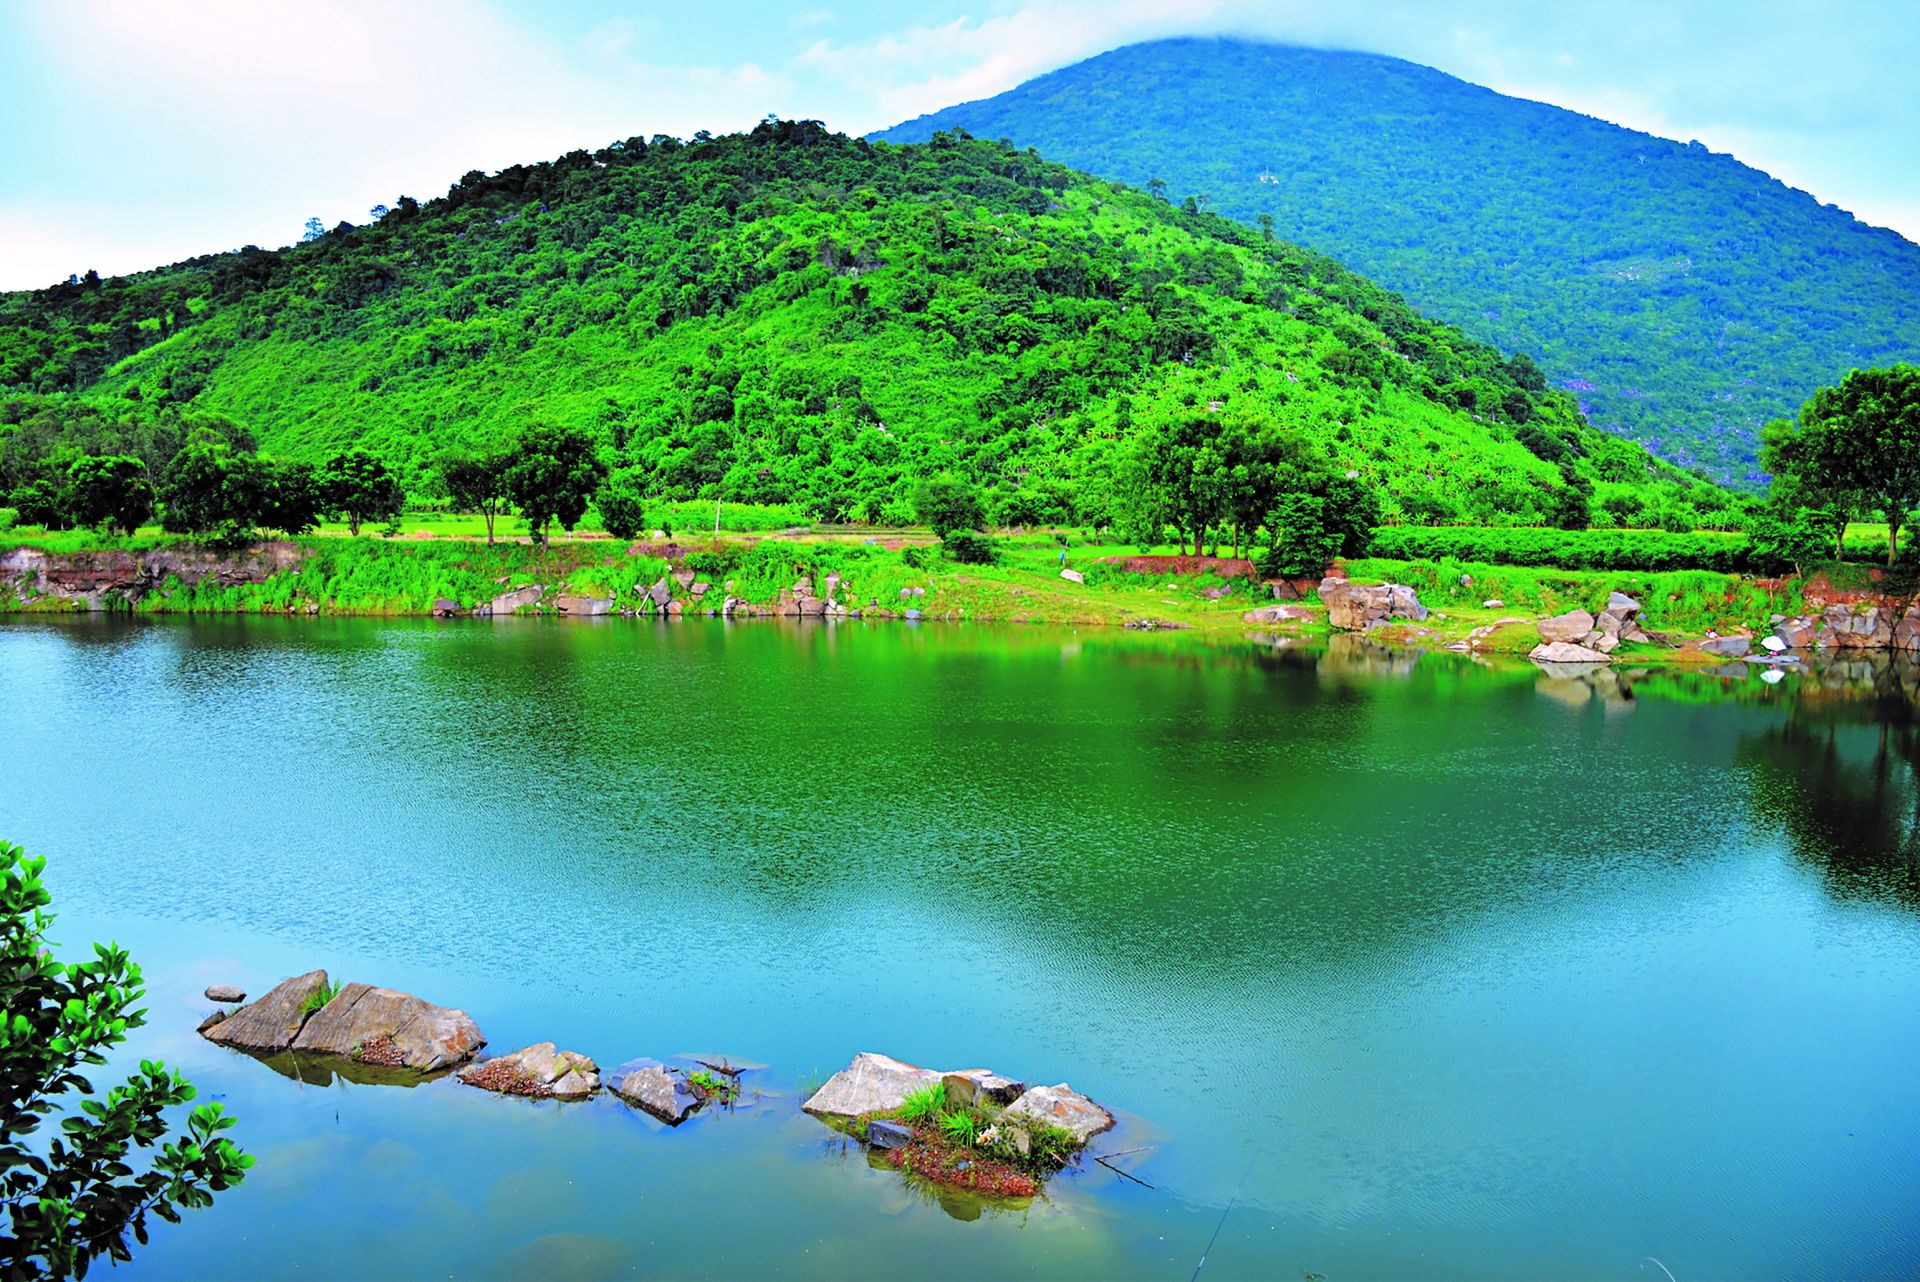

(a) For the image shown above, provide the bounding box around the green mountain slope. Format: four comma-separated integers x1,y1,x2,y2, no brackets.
0,120,1711,526
875,37,1920,485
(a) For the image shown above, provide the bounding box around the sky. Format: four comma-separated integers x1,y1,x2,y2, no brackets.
2,0,1916,290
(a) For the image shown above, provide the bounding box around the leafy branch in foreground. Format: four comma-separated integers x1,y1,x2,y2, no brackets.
1,840,250,1280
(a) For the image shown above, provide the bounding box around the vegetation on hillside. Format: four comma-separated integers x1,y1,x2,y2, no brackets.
0,119,1718,534
877,38,1920,484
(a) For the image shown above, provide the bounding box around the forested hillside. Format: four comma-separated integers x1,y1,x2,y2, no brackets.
877,38,1920,485
0,119,1715,526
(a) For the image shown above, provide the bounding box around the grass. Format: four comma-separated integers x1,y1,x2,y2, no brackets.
897,1082,947,1126
301,979,343,1015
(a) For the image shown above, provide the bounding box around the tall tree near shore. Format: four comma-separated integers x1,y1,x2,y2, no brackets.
1766,366,1920,566
64,455,153,535
436,449,510,544
503,425,606,547
316,451,403,537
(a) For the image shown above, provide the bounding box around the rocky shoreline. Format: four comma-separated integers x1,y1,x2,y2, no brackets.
198,971,1127,1199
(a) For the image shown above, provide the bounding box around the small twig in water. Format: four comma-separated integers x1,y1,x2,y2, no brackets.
1642,1258,1678,1282
1095,1155,1155,1188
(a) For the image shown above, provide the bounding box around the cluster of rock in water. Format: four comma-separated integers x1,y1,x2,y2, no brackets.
197,971,728,1124
445,571,943,622
200,976,1117,1187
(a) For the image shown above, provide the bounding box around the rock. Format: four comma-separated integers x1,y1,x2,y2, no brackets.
823,573,841,597
481,585,542,616
459,1042,599,1098
674,569,696,590
912,587,926,598
665,599,684,616
1761,634,1788,653
1536,609,1596,644
1005,1083,1114,1145
721,595,739,616
430,598,461,619
1897,608,1920,651
1595,634,1620,654
290,983,484,1072
202,970,330,1053
1059,568,1085,584
1775,618,1817,649
1243,604,1314,624
1606,591,1643,615
1699,635,1751,657
1318,577,1428,630
866,1119,914,1150
204,984,246,1004
615,1064,704,1125
904,608,923,621
555,595,612,616
1482,599,1504,609
943,1070,1024,1109
803,1052,942,1119
800,597,827,616
691,581,710,597
647,579,671,608
1529,641,1612,664
899,588,913,601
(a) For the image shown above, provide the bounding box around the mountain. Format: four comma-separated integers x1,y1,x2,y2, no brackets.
875,37,1920,485
0,120,1714,527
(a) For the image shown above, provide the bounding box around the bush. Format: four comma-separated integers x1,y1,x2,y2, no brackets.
0,506,15,531
596,470,649,541
942,530,997,564
1365,525,1751,572
1260,491,1342,576
913,476,985,538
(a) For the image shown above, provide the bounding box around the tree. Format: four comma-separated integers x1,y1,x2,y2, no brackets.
912,476,985,538
1122,414,1238,556
1745,502,1827,578
157,430,265,543
941,529,996,564
502,426,606,546
1759,416,1859,559
7,480,69,531
435,450,509,544
1787,365,1920,567
1259,490,1342,576
1,840,250,1279
300,217,324,243
595,469,649,541
316,451,403,537
257,461,321,536
64,456,154,536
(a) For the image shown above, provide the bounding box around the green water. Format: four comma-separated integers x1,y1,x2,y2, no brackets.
3,617,1917,1280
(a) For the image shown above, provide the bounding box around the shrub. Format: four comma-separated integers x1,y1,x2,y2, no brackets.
942,530,997,564
596,470,649,541
1365,525,1751,572
913,476,985,538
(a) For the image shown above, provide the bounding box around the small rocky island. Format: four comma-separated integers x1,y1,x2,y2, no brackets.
803,1052,1115,1198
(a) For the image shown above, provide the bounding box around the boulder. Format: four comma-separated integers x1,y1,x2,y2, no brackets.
674,568,696,590
1482,599,1504,609
430,599,461,619
691,581,710,597
290,983,484,1072
800,597,827,616
204,984,246,1004
555,595,612,616
802,1052,942,1119
942,1070,1025,1109
1897,608,1920,652
1005,1083,1114,1145
1059,568,1085,584
1319,577,1428,630
1243,604,1314,624
665,599,684,616
1761,634,1788,653
823,573,841,597
899,588,913,601
1606,591,1643,615
614,1064,704,1125
202,970,330,1053
459,1042,599,1099
1536,610,1596,644
481,585,542,616
866,1119,914,1150
1699,635,1751,658
904,608,923,621
1529,641,1612,664
648,579,671,608
1775,618,1817,649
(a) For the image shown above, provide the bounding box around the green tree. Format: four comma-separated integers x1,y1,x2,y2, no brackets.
435,450,509,544
1758,416,1859,559
157,431,264,543
912,476,985,538
595,468,649,541
6,480,68,531
1789,366,1920,567
257,461,321,537
64,457,154,536
1745,502,1827,578
1122,414,1235,556
502,426,606,546
1259,490,1342,576
315,451,403,537
1,840,250,1279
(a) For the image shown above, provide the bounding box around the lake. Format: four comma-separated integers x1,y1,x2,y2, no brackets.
3,616,1917,1280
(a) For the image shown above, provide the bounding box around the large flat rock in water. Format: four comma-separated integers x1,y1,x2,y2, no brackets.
1006,1083,1115,1144
291,983,484,1071
202,970,329,1053
459,1042,599,1098
614,1064,704,1124
802,1052,943,1118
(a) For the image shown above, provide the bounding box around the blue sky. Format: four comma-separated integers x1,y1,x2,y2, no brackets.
2,0,1915,289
